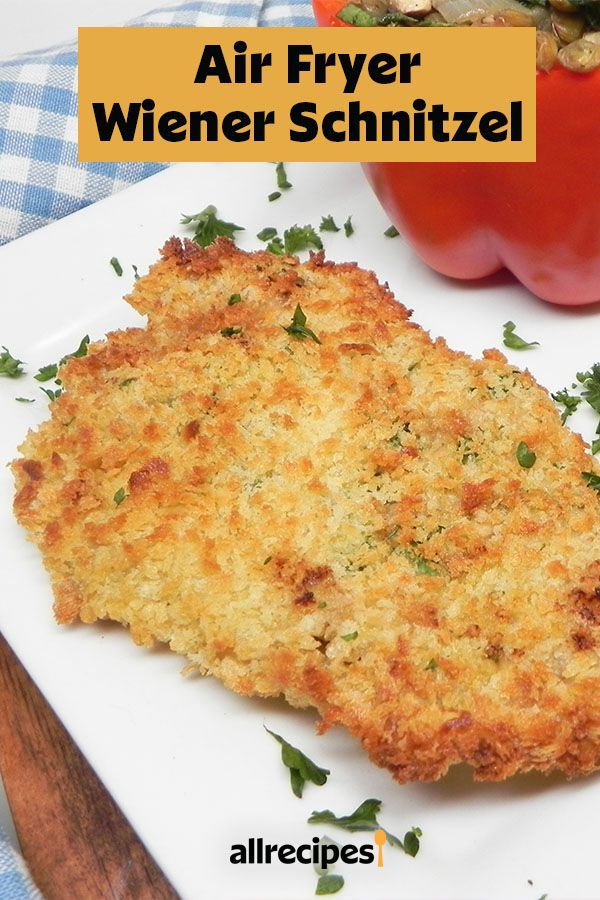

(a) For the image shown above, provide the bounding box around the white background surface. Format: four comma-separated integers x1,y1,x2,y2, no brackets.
0,0,181,60
2,159,600,899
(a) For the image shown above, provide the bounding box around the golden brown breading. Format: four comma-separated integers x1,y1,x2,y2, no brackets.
13,237,600,782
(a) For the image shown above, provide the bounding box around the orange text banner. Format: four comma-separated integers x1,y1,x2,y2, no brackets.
78,26,536,162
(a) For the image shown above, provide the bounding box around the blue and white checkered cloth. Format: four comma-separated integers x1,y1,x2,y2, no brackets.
0,827,42,900
0,0,313,246
0,5,313,895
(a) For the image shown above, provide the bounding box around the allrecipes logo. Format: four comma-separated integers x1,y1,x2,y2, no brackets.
230,831,387,868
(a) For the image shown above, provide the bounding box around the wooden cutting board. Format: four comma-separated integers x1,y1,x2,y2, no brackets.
0,632,179,900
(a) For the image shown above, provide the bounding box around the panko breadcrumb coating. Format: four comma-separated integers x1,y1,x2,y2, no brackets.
13,238,600,782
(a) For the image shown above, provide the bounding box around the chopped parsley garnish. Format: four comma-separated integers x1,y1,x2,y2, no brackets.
553,363,600,453
67,335,90,360
276,161,292,190
221,326,242,337
0,347,25,378
283,225,323,255
181,206,244,248
132,264,140,280
402,548,439,576
228,293,242,306
320,215,340,233
267,236,285,255
283,304,321,344
582,471,600,492
119,378,137,388
403,829,422,858
384,225,399,238
552,388,582,424
314,839,343,895
425,658,438,671
113,487,127,506
260,224,322,256
343,216,354,237
35,363,58,383
34,336,90,384
263,556,272,565
268,191,281,202
15,397,35,403
110,257,123,277
308,799,421,857
266,727,329,798
502,321,539,351
577,364,600,414
257,227,278,242
40,387,62,402
516,441,536,468
341,631,358,642
316,874,344,895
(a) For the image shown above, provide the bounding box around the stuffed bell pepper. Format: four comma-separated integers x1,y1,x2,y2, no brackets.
313,0,600,305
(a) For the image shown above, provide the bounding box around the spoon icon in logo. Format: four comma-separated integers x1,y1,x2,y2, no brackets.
374,829,386,868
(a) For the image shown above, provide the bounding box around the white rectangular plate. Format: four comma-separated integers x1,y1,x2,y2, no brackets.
2,161,600,900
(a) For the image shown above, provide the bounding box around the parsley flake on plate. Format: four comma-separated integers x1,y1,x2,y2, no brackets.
308,798,422,857
502,321,539,351
110,257,123,277
343,216,354,237
283,225,323,255
320,215,340,233
265,727,330,798
315,874,345,895
552,388,582,424
268,191,281,202
35,363,59,383
0,346,25,378
577,364,600,414
40,387,62,402
181,206,244,248
257,227,278,242
275,161,292,190
384,225,399,238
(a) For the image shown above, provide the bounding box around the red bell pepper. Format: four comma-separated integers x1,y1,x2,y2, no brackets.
313,0,600,305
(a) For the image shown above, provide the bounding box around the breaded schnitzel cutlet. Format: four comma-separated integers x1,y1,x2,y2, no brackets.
12,237,600,782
